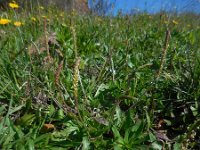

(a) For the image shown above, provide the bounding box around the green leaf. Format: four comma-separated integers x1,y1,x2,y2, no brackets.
112,126,124,146
94,83,109,97
55,108,64,120
151,142,162,150
16,113,35,126
48,104,56,117
189,32,196,45
13,125,24,139
173,142,181,150
112,126,121,139
34,133,50,144
131,120,142,133
9,105,24,115
0,105,6,113
149,132,156,142
52,121,79,140
145,110,151,129
82,136,90,150
114,106,123,126
15,142,26,150
27,139,35,150
124,128,131,144
114,145,123,150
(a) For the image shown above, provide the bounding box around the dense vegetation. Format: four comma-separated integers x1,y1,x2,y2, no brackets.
1,2,200,149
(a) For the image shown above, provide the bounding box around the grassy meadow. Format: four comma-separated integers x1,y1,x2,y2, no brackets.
1,2,200,149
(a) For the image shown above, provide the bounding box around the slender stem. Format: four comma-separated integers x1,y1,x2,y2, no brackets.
157,29,171,78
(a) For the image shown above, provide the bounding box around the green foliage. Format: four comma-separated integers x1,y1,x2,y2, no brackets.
0,5,200,149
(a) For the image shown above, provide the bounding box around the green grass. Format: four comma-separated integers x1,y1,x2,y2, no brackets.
1,4,200,150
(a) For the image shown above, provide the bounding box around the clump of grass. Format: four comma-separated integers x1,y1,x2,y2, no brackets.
0,3,200,149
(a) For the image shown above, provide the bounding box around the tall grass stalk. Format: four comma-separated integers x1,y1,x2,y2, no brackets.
73,57,80,110
157,29,171,78
71,26,78,58
44,18,50,60
55,60,63,86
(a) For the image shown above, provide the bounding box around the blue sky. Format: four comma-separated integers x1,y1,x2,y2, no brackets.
116,0,200,14
89,0,200,14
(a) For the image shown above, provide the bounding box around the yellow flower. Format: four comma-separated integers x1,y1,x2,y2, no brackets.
9,2,19,9
59,12,64,17
39,6,44,10
96,17,103,23
0,18,11,25
71,9,77,16
31,17,36,22
14,21,23,27
187,24,191,27
41,16,50,22
164,20,168,24
172,20,178,25
42,15,47,18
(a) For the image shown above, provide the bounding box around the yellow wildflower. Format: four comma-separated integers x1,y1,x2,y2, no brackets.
31,17,36,22
9,2,19,9
60,12,64,17
41,16,50,22
164,20,168,24
97,17,103,23
187,24,191,27
71,9,77,16
0,18,11,25
42,15,47,18
39,6,44,10
172,20,178,25
14,21,23,27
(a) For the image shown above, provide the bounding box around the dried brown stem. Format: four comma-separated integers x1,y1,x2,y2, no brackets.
55,60,64,86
